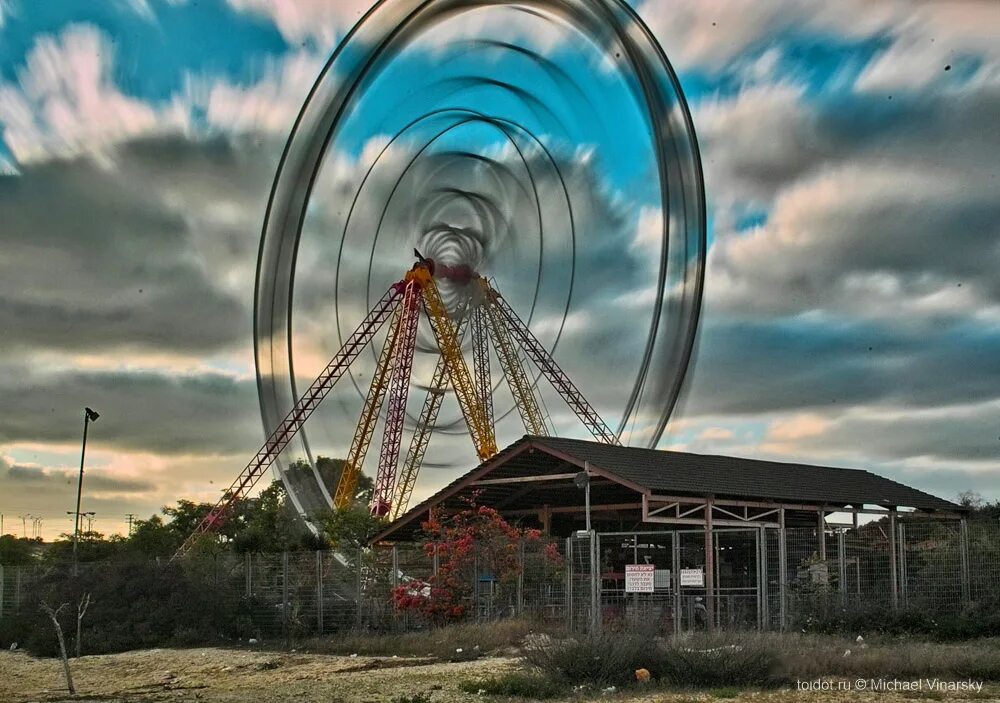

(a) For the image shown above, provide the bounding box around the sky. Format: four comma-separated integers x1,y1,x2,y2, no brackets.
1,0,998,540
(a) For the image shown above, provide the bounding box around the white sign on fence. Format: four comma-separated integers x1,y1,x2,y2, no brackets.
625,564,655,593
680,568,704,587
654,569,671,589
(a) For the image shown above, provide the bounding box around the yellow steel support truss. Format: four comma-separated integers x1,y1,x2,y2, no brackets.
333,298,402,509
418,272,497,461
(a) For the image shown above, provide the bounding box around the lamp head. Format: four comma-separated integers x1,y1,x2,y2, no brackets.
85,407,100,422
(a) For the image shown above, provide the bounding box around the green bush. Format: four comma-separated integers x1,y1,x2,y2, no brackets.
0,557,251,656
523,629,659,688
460,671,566,699
793,596,1000,640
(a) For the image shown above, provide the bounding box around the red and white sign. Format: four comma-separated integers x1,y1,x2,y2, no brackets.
625,564,655,593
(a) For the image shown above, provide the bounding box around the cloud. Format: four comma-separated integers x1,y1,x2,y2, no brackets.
0,135,278,357
766,413,831,442
0,24,190,164
1,456,155,493
225,0,371,49
637,0,1000,79
0,363,260,456
199,50,324,135
707,162,1000,321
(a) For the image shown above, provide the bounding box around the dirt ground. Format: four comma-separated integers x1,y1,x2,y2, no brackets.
2,647,998,703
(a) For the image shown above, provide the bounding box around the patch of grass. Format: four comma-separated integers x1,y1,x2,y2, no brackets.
708,687,741,699
300,619,551,660
460,671,566,699
763,633,1000,682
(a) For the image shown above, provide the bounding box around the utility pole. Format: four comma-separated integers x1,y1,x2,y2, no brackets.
125,514,136,535
20,515,28,538
72,407,100,573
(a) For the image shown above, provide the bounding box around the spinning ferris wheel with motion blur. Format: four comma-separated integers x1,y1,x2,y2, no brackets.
174,0,705,559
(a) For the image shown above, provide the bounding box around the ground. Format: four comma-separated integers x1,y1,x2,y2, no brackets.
3,648,998,703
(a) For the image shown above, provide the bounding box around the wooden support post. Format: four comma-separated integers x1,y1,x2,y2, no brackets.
538,505,552,535
778,508,787,631
818,510,826,560
888,512,899,610
704,499,715,630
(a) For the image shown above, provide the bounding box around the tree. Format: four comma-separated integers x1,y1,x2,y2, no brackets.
392,500,560,623
317,505,381,551
0,535,39,565
39,601,75,695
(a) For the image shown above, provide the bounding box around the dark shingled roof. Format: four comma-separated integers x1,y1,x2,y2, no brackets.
528,435,960,511
374,435,962,543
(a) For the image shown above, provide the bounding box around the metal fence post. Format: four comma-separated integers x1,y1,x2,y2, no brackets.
888,513,899,610
472,552,479,622
590,532,600,634
392,546,400,629
516,540,525,616
282,551,290,646
959,517,971,605
245,552,252,598
672,531,681,635
837,529,847,605
704,500,715,630
897,522,908,608
757,526,768,630
778,509,787,631
316,550,324,634
565,537,573,631
356,547,363,629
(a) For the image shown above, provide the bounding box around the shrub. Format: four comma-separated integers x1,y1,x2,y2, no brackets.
793,597,1000,641
460,671,566,699
655,634,778,688
523,629,659,688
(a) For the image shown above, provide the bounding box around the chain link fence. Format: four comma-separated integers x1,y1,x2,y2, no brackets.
2,518,998,638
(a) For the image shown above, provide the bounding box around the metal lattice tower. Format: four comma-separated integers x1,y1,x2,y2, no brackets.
174,258,620,559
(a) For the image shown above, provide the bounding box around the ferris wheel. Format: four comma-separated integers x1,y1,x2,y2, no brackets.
175,0,704,558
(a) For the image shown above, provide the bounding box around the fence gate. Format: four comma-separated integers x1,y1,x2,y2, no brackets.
594,528,764,633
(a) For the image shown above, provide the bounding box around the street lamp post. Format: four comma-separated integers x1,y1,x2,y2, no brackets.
72,407,100,571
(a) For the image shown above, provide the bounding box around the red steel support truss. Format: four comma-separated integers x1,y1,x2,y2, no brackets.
172,284,404,559
371,280,421,516
334,299,403,509
390,313,471,520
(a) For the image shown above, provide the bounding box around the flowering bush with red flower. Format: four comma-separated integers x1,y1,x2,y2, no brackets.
391,498,563,623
